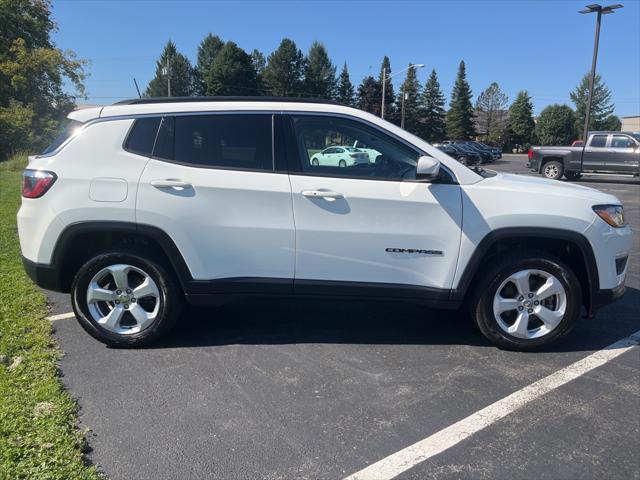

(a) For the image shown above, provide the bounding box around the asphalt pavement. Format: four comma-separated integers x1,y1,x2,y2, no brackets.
46,154,640,479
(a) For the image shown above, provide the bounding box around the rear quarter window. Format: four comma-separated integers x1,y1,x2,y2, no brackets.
124,117,161,156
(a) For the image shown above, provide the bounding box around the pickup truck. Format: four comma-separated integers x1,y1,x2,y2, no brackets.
527,131,640,180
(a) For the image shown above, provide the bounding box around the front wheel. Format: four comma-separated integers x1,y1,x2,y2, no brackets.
542,160,563,180
471,253,582,351
71,252,183,347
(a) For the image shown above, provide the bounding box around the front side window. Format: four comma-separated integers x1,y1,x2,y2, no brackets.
291,115,420,180
590,135,608,148
153,114,273,170
611,135,634,149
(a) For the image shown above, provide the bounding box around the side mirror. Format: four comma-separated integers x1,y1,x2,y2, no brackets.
416,156,441,181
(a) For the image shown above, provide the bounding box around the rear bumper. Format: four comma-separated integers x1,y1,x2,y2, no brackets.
22,256,64,292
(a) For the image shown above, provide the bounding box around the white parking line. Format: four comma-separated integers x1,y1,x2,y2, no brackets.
45,312,75,321
344,330,640,480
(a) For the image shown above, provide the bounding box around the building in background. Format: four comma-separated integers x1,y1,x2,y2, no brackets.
621,116,640,132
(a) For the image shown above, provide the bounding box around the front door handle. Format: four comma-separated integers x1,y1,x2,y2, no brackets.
150,179,193,189
301,189,344,200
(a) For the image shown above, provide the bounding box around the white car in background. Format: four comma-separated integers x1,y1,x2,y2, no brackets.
353,140,382,164
310,146,369,167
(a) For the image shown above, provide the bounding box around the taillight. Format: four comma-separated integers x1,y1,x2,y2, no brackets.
527,148,534,160
22,170,57,198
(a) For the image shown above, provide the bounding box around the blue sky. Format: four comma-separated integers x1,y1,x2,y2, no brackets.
51,0,640,117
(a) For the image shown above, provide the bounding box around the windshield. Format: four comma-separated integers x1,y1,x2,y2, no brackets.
41,119,84,155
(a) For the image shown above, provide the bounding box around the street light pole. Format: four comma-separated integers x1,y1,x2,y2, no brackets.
579,3,623,145
380,63,424,120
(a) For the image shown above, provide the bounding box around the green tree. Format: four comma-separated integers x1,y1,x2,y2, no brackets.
475,82,508,145
602,114,622,131
535,104,578,146
336,62,355,106
251,49,266,94
145,40,196,97
304,41,336,99
508,90,535,149
570,72,615,134
195,33,224,95
379,56,396,121
263,38,305,96
0,0,86,159
397,65,422,135
356,76,382,116
420,69,447,142
447,60,475,140
205,41,257,96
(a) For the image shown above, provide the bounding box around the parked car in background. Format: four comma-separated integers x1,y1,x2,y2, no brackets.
352,140,382,164
455,141,493,163
311,146,369,167
456,141,500,161
435,144,481,166
571,140,584,147
528,131,640,180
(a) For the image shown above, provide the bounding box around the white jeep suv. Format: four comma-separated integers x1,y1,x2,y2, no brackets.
18,97,633,350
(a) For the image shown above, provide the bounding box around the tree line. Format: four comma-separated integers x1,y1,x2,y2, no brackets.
146,36,621,151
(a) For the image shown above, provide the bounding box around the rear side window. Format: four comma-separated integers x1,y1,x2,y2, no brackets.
41,119,84,155
154,114,273,170
124,118,161,156
590,135,607,148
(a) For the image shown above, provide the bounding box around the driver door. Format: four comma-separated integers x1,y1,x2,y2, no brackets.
284,114,462,292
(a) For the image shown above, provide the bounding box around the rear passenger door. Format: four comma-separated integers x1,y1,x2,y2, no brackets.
136,113,295,285
609,134,640,173
582,134,609,171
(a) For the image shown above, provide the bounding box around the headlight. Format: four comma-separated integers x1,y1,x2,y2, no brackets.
593,205,626,228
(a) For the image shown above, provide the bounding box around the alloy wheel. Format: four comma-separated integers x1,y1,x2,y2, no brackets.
492,269,567,339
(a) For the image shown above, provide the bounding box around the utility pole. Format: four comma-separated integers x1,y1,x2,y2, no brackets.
380,63,424,120
401,89,408,129
579,3,623,145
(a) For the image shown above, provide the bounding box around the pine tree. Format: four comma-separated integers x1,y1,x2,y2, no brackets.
195,34,224,95
446,60,475,140
475,82,508,145
535,104,577,146
304,41,336,99
570,72,615,133
379,56,396,120
145,41,196,97
251,49,266,94
508,90,535,148
397,65,422,135
420,69,447,142
336,62,355,106
262,38,305,96
206,41,257,96
356,76,382,116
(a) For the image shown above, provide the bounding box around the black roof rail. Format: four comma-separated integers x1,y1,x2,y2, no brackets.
113,96,341,106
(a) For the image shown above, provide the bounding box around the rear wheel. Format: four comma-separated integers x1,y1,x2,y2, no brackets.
542,160,563,180
338,159,347,167
311,158,319,166
71,252,183,347
471,252,582,351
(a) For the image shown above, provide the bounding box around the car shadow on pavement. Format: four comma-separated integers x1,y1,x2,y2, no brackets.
148,287,640,354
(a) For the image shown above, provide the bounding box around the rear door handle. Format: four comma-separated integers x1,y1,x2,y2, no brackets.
150,179,193,189
301,189,344,200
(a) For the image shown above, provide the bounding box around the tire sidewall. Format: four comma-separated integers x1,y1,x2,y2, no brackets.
542,160,563,180
71,252,180,347
474,256,582,351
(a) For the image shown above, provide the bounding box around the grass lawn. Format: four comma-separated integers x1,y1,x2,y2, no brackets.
0,154,100,479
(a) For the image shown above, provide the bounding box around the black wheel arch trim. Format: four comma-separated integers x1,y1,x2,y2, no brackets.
450,227,601,314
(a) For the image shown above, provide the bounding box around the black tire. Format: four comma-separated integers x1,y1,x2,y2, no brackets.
338,159,347,167
471,252,582,351
71,251,183,347
564,171,582,181
542,160,563,180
